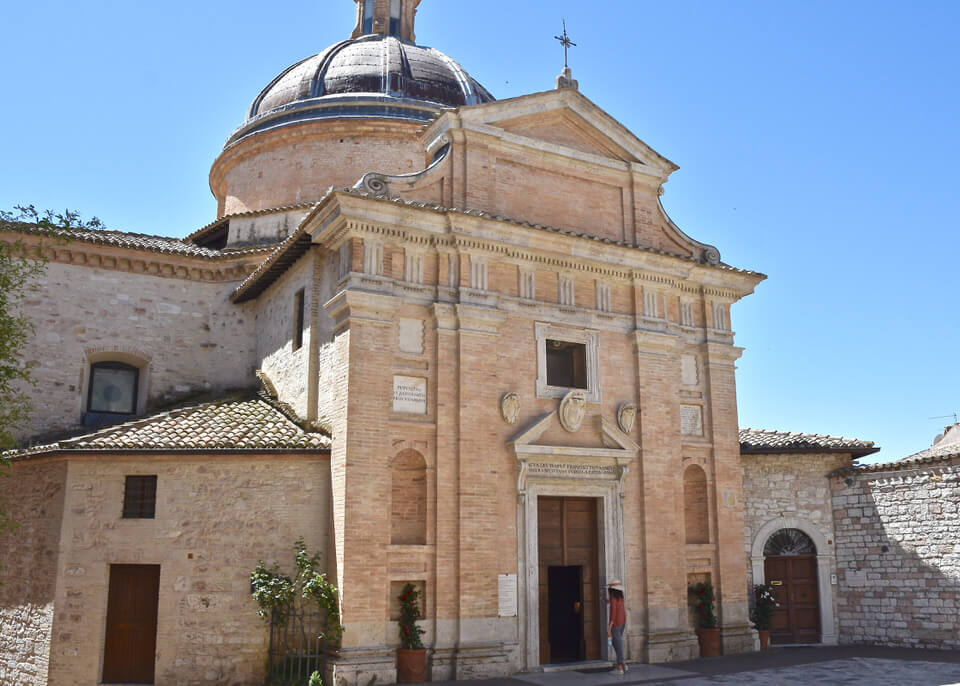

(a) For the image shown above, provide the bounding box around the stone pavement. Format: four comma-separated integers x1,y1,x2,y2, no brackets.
433,647,960,686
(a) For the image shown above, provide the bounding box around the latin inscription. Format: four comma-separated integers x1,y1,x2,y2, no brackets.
498,574,518,617
527,462,618,479
680,405,703,436
393,376,427,414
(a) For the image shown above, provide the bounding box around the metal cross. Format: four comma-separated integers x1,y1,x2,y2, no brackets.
554,19,577,69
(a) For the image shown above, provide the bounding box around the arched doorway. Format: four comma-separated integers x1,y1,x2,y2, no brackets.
763,528,820,644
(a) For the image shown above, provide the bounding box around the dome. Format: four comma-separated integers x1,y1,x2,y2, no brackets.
226,34,494,147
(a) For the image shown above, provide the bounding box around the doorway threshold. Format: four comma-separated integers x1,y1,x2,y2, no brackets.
541,660,613,673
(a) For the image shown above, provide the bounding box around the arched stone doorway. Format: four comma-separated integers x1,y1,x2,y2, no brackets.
750,517,837,645
763,529,819,643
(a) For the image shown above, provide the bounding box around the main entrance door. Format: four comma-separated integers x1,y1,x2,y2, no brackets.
102,564,161,683
763,529,820,644
538,497,600,664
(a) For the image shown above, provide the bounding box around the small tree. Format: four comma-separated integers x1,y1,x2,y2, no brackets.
688,581,718,629
397,583,425,650
0,205,103,533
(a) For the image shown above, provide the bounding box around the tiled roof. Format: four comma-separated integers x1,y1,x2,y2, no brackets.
7,394,330,459
830,450,960,477
899,441,960,462
739,428,879,457
0,223,269,260
184,203,316,244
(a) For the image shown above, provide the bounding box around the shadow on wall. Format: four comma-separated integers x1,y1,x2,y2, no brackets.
0,460,67,683
831,458,960,649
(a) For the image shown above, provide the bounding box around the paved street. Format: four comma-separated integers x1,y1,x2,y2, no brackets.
434,647,960,686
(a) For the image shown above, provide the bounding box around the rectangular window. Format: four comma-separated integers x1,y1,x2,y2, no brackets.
293,288,305,351
123,475,157,519
545,340,587,389
88,362,138,415
363,0,374,33
389,0,401,35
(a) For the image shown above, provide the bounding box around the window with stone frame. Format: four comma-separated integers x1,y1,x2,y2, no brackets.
87,361,139,416
123,475,157,519
535,323,601,402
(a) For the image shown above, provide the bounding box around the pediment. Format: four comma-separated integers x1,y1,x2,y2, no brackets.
494,109,636,161
509,411,639,461
453,88,678,176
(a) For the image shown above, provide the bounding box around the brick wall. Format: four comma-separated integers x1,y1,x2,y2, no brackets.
0,460,66,685
832,458,960,648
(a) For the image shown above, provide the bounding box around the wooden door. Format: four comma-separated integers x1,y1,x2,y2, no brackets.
538,497,600,664
102,564,161,683
764,556,819,644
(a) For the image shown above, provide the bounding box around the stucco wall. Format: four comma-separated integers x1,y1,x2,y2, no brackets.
41,454,330,686
832,459,960,648
18,259,257,441
0,460,66,686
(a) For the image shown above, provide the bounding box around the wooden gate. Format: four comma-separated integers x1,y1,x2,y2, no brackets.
764,555,820,644
537,497,600,664
102,564,161,683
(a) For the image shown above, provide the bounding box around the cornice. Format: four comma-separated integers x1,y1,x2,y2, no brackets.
3,236,263,284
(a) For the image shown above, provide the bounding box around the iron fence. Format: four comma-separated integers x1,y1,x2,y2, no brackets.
268,607,326,685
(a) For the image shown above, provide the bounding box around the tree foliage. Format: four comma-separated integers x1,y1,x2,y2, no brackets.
0,205,104,531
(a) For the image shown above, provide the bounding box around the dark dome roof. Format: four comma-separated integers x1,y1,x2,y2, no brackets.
226,34,494,147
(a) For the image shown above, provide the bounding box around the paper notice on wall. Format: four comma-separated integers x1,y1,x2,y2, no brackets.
498,574,518,617
393,375,427,414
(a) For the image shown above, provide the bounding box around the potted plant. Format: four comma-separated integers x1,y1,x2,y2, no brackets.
688,581,721,657
397,583,427,683
750,583,777,649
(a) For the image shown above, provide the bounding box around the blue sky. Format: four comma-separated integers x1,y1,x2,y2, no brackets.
2,1,958,462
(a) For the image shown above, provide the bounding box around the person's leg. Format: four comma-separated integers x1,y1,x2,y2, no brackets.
611,624,625,670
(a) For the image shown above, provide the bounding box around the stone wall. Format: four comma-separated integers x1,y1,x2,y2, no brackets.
0,460,67,685
32,453,331,686
741,452,848,645
17,257,258,441
832,457,960,648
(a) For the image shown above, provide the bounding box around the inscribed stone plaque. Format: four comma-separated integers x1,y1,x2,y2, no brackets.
393,376,427,414
398,318,424,354
498,574,518,617
680,405,703,436
681,355,699,386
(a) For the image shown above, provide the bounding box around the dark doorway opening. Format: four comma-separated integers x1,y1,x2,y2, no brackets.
102,564,160,684
547,565,584,662
538,496,600,665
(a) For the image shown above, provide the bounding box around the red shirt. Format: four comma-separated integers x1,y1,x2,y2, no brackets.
609,595,626,627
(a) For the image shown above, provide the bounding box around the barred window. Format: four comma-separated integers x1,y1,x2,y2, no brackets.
123,475,157,519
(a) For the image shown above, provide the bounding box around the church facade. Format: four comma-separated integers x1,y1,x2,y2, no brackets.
7,2,955,686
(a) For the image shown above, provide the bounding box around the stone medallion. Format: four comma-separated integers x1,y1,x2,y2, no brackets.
617,403,637,433
559,390,587,432
500,392,521,425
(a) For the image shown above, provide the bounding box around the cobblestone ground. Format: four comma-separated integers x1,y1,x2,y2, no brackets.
465,649,960,686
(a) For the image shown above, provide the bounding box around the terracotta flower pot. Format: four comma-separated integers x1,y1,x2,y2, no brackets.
696,627,722,658
397,648,427,683
757,629,770,649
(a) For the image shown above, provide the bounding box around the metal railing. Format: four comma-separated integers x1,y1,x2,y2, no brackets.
268,607,326,685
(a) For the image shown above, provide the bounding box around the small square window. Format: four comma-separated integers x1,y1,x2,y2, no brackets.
123,475,157,519
535,324,601,402
546,340,587,389
88,362,138,415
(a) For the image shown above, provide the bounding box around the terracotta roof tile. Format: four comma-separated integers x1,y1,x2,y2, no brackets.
6,394,330,459
0,223,270,260
739,428,878,457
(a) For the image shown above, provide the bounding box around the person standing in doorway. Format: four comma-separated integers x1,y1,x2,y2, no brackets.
607,580,627,674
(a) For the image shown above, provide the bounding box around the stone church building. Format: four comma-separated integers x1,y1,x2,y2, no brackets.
2,2,958,685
